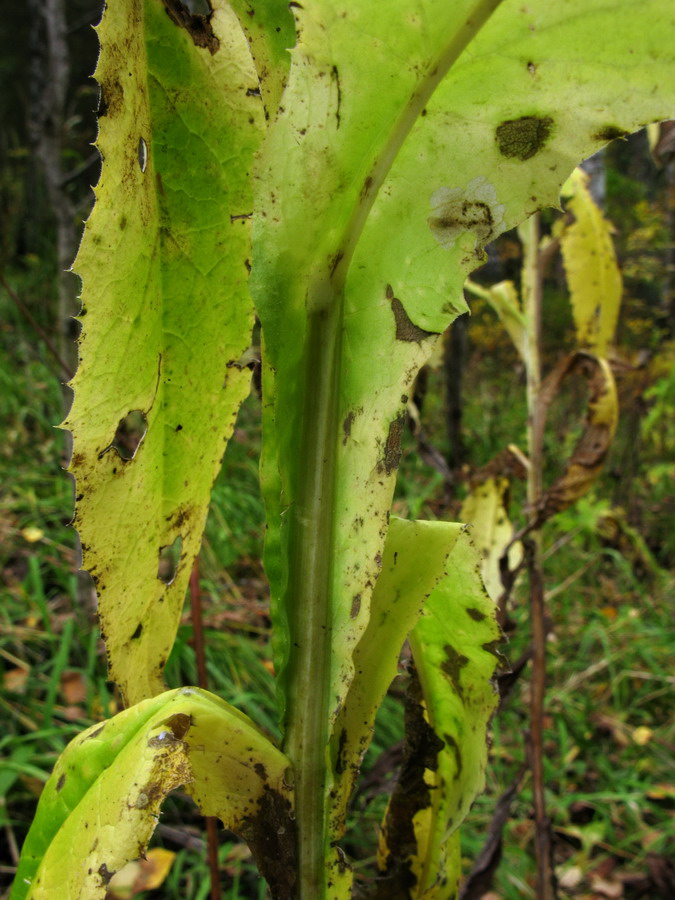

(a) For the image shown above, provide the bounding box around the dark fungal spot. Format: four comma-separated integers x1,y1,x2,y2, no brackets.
162,0,220,54
443,733,463,780
254,761,267,780
593,125,629,142
98,863,115,886
466,607,486,622
98,78,123,119
246,86,261,97
131,622,143,639
334,727,348,775
83,723,106,741
441,644,469,700
350,593,362,618
240,785,297,899
389,291,436,343
374,668,444,892
496,115,553,160
342,410,355,444
56,773,66,791
379,414,406,475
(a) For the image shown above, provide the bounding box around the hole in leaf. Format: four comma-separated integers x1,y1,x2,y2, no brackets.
138,137,148,173
110,410,148,460
157,535,183,585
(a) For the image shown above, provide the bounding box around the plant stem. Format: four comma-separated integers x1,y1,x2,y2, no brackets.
284,5,507,896
188,559,221,900
522,213,556,900
283,281,343,899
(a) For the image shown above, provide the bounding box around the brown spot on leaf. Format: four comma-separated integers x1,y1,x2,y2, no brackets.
350,593,362,618
334,727,348,775
441,644,469,700
377,668,444,893
378,414,406,475
496,115,553,160
390,294,436,343
466,607,486,622
83,723,106,742
443,733,463,780
593,125,629,142
342,410,355,444
98,78,123,118
240,786,297,900
56,773,66,791
162,0,220,54
98,863,115,886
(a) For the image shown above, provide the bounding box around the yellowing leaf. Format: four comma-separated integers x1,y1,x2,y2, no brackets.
561,168,622,356
65,0,265,704
460,475,522,602
11,688,292,900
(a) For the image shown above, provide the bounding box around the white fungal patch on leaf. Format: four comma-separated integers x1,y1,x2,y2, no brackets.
427,177,505,250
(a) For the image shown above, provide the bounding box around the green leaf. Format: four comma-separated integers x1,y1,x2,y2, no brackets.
227,0,295,116
255,0,675,724
329,518,464,841
11,688,292,900
377,534,501,898
64,0,265,704
252,2,675,893
560,167,623,356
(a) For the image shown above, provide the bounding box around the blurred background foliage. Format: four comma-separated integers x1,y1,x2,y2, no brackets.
0,3,673,899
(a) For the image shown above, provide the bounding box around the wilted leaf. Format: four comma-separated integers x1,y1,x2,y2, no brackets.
536,352,618,524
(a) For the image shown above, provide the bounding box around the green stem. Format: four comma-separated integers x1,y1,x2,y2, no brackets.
284,279,343,899
283,4,507,897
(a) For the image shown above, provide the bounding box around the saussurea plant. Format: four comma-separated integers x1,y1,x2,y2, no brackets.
12,2,675,899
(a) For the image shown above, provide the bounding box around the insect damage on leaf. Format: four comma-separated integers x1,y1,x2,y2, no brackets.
495,114,554,160
427,177,505,250
162,0,220,54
